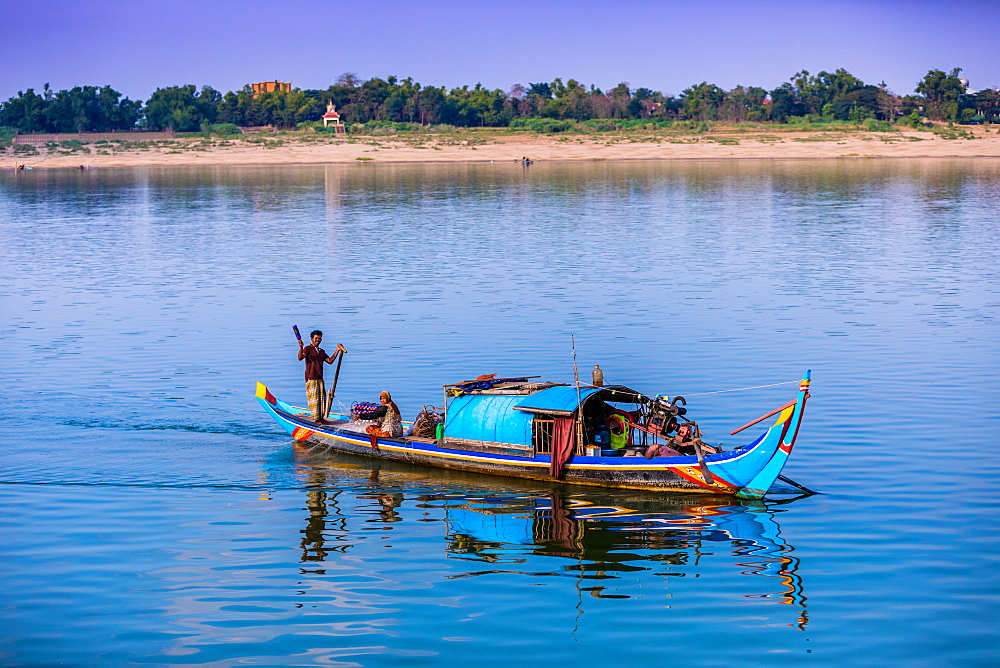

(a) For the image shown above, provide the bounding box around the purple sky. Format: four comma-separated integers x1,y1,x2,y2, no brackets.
2,0,997,102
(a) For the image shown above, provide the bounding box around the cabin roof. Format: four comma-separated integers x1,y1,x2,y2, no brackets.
443,384,646,447
513,385,603,416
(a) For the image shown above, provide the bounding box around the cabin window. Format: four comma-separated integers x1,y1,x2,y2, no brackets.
533,417,553,454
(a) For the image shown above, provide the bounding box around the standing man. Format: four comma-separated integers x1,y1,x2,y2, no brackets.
298,330,346,424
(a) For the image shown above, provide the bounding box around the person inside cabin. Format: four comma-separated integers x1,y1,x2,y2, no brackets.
297,330,346,424
355,391,403,438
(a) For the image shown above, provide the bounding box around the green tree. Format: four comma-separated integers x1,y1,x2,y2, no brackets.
526,82,552,98
768,83,801,122
0,84,139,132
447,84,510,126
719,85,768,122
816,69,865,107
356,77,394,121
249,89,318,128
680,82,724,120
915,68,966,121
826,86,879,121
143,85,219,131
608,82,631,118
216,87,253,126
552,79,592,120
774,69,866,119
416,85,447,125
0,87,51,132
969,88,1000,121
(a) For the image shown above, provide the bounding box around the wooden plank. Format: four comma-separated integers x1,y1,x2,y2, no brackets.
442,376,540,387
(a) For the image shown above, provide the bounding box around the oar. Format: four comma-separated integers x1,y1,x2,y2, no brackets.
692,438,715,485
777,474,818,495
325,350,345,420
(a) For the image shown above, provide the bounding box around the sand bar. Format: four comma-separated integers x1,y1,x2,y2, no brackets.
8,127,1000,168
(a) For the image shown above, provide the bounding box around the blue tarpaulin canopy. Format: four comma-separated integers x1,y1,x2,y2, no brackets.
444,385,643,447
445,394,535,446
513,386,603,416
445,387,599,446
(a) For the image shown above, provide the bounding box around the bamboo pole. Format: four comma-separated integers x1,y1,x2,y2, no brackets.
729,399,797,435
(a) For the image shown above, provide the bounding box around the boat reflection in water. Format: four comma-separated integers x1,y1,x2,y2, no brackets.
293,446,810,630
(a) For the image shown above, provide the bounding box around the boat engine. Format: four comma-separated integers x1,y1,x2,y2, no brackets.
646,396,687,437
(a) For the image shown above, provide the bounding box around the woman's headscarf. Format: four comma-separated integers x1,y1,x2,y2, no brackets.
380,391,400,420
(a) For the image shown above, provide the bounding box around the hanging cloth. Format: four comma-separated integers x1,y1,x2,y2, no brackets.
549,416,577,478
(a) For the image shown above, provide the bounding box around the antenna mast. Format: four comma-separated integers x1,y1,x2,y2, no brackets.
572,335,583,453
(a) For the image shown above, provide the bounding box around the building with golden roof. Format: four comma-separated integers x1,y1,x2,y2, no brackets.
251,81,291,97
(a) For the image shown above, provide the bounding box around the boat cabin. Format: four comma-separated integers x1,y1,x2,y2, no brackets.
441,377,648,458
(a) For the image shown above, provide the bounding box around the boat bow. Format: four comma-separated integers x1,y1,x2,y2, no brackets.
734,370,811,498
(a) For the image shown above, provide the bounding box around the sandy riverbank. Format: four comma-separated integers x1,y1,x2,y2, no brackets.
8,126,1000,168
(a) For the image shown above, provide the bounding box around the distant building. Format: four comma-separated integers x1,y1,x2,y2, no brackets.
959,78,977,95
251,81,291,97
321,103,347,134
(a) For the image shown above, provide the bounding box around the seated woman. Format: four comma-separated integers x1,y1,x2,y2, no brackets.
354,391,403,438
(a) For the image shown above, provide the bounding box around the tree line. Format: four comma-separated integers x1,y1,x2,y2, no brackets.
2,67,997,134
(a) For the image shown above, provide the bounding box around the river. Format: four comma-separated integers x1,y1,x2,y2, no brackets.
1,159,997,665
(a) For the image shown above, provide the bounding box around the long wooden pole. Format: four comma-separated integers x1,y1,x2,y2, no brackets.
729,399,797,435
777,474,818,495
325,352,344,419
571,336,583,454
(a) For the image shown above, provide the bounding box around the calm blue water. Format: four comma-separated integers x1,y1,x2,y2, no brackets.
1,160,998,665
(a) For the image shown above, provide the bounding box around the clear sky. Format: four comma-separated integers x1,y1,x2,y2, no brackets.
2,0,997,102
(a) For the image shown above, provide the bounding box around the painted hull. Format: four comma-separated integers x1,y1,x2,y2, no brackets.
256,372,811,498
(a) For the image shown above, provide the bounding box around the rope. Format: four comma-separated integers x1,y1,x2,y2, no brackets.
679,380,799,396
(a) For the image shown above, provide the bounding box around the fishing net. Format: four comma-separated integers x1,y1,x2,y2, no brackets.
411,406,444,438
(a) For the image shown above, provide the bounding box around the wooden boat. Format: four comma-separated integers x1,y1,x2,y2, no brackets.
255,370,812,499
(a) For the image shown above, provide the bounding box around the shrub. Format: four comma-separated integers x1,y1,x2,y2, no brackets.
671,120,709,133
508,118,575,133
350,121,423,135
206,123,241,137
932,126,975,140
898,110,926,129
862,118,895,132
576,119,621,132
